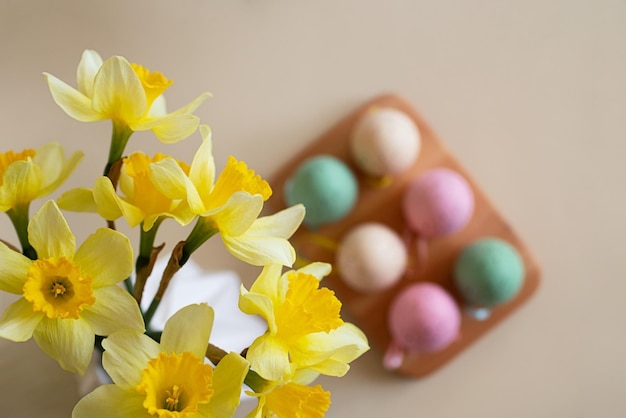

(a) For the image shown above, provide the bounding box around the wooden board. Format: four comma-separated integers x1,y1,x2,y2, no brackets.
269,94,541,377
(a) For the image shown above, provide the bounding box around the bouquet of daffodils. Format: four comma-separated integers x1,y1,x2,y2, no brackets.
0,50,369,418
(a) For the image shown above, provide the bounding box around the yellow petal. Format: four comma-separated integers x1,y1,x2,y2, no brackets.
35,142,84,198
189,125,215,204
0,298,44,341
210,192,263,236
137,114,200,144
290,323,369,377
82,286,144,336
76,49,103,97
28,200,76,260
252,204,305,239
102,331,161,390
0,159,41,209
57,188,98,212
169,92,212,116
222,232,295,267
220,205,304,266
200,352,250,418
91,56,147,122
43,73,103,122
74,227,133,287
33,316,94,374
248,264,285,302
72,384,147,418
247,335,291,382
238,286,276,333
149,158,204,214
93,177,144,226
264,383,330,418
297,262,332,280
161,303,213,359
0,242,31,294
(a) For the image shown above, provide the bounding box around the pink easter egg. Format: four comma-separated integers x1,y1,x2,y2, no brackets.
402,168,474,238
387,282,461,355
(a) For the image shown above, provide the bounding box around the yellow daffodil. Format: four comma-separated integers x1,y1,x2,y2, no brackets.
239,263,369,382
247,380,331,418
44,49,210,145
150,125,305,266
58,151,196,231
0,200,144,374
0,142,83,213
72,303,250,418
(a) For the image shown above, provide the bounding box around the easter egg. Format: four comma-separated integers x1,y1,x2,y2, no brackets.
350,107,421,177
284,155,358,229
402,168,474,238
387,282,461,355
336,222,407,293
453,238,525,307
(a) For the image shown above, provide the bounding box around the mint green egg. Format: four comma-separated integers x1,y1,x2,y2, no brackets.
284,155,358,229
453,238,524,307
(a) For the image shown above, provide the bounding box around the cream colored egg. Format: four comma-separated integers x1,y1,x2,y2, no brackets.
350,107,421,177
337,222,408,293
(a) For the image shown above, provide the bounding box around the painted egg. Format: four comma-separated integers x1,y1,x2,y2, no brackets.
402,168,474,238
284,155,358,229
387,282,461,355
453,238,525,307
336,222,407,293
350,107,421,177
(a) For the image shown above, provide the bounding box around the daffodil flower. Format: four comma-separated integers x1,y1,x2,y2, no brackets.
72,303,250,418
247,380,331,418
58,151,196,232
1,143,83,257
0,200,144,374
44,49,210,172
239,263,369,382
150,125,305,267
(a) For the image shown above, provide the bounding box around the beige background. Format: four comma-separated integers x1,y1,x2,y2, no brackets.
1,1,625,417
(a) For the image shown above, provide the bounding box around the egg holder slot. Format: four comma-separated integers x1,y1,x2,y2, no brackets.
269,93,541,377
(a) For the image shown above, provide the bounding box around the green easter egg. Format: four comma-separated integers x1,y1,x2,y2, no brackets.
453,238,525,307
284,155,358,229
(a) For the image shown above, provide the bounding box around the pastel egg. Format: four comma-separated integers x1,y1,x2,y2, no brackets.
284,155,358,229
350,107,421,177
402,168,474,238
387,282,461,355
336,222,407,293
453,238,525,307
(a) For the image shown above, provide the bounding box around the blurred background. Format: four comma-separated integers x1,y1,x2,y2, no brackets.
1,1,625,417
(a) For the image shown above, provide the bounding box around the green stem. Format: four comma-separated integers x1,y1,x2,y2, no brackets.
6,204,36,260
103,121,133,177
137,219,162,272
243,369,268,393
181,217,219,266
134,219,163,304
143,298,160,330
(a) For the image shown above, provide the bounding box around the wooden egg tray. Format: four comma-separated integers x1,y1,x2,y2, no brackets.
269,94,541,377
